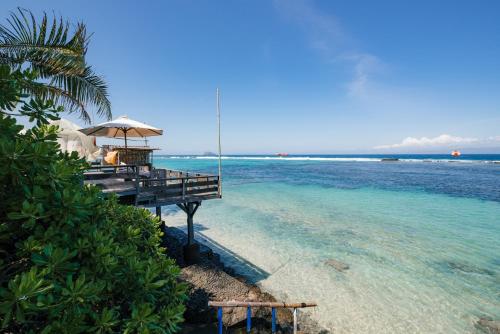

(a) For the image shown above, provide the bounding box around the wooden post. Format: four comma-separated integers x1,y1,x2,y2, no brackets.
177,201,200,245
123,128,128,163
156,206,165,230
134,165,140,206
186,202,194,245
177,201,201,264
182,178,186,200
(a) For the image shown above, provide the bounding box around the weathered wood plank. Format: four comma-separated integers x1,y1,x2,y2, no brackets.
185,186,219,196
138,180,218,193
207,301,317,308
137,186,219,199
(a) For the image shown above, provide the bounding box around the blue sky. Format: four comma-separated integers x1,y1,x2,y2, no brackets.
2,0,500,154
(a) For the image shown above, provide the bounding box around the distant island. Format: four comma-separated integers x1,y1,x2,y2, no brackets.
202,151,217,156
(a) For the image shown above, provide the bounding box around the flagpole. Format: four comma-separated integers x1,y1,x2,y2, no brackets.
216,88,222,198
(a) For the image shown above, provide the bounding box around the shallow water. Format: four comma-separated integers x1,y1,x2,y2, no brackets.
157,155,500,333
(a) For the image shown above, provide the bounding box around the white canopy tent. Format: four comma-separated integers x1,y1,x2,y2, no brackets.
50,119,100,161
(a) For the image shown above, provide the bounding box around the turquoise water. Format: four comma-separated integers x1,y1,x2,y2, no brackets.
157,156,500,333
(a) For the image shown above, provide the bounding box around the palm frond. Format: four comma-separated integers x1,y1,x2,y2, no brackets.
51,66,111,122
0,8,86,76
0,8,112,122
19,79,91,123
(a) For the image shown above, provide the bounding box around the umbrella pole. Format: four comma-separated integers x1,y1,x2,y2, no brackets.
124,129,128,164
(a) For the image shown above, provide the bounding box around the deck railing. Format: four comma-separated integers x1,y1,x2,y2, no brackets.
208,301,317,334
83,165,220,206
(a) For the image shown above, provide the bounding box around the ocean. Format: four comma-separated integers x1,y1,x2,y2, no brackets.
155,155,500,333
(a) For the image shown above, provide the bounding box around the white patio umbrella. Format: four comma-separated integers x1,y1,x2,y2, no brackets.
78,115,163,150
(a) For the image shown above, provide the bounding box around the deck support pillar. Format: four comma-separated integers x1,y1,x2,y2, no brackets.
177,201,201,264
155,206,165,229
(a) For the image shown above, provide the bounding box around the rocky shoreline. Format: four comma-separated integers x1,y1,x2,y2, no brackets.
161,226,500,334
161,226,329,333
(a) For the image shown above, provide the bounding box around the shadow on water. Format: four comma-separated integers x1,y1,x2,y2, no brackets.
175,223,270,283
193,223,209,232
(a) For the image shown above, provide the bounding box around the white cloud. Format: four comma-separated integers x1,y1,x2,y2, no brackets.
343,53,382,96
375,134,480,149
488,135,500,142
273,0,345,53
273,0,381,96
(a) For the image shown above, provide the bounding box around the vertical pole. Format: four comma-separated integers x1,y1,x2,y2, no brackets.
156,206,165,230
124,128,128,164
134,166,140,206
155,206,161,218
246,306,251,333
216,88,222,197
217,307,223,334
180,202,200,264
124,129,128,150
293,308,298,334
182,178,186,199
187,202,194,246
271,307,276,333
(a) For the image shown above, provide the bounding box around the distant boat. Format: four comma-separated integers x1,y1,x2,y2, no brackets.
277,153,289,157
451,150,461,157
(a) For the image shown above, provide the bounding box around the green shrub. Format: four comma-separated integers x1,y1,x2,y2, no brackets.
0,67,186,333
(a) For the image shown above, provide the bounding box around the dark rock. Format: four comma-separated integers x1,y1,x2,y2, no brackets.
183,287,213,323
446,261,494,276
333,229,356,238
476,317,500,334
162,226,329,333
180,262,295,328
325,259,350,272
180,323,218,334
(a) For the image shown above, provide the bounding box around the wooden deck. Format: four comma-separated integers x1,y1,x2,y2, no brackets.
84,165,221,207
84,164,221,263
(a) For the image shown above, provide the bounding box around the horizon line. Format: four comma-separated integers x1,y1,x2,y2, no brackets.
155,152,500,156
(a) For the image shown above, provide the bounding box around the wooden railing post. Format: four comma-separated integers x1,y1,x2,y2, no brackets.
134,165,140,205
217,175,221,198
182,178,186,200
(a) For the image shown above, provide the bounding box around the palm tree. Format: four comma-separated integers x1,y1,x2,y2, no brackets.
0,8,111,123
